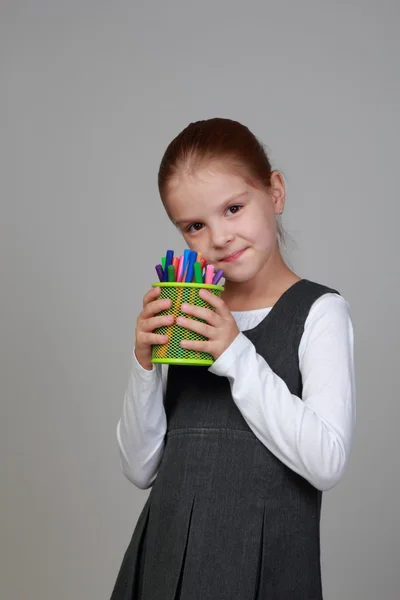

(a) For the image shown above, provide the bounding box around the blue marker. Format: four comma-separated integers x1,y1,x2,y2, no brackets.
185,250,196,283
182,249,191,278
163,249,174,281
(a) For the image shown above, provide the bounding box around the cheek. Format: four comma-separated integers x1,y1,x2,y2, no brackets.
181,233,208,257
248,215,276,248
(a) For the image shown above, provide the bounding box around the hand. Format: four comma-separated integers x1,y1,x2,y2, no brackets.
134,286,174,370
176,288,240,360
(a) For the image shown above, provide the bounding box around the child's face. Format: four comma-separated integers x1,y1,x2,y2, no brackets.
164,161,284,284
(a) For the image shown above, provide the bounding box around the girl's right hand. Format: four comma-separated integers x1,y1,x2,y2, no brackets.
134,286,174,370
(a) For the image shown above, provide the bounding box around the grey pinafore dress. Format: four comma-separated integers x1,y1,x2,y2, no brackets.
110,279,339,600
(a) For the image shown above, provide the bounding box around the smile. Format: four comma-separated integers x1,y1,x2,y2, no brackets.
221,248,248,262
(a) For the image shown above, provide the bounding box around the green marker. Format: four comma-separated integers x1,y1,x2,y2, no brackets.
161,256,166,270
168,264,176,282
194,261,203,283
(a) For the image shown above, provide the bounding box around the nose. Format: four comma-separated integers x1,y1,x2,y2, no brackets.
209,225,233,249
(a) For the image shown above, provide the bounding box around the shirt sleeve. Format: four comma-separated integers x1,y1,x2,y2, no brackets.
208,293,356,491
116,350,167,489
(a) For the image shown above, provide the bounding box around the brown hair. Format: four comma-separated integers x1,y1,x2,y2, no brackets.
158,117,286,248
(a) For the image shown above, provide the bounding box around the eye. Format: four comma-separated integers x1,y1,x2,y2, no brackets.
186,222,203,233
226,204,243,216
185,205,243,233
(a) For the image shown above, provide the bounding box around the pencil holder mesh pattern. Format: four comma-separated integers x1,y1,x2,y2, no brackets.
151,282,224,366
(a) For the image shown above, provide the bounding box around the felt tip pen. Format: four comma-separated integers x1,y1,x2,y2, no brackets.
172,257,179,273
183,249,191,275
163,250,174,282
166,249,174,269
205,264,214,284
177,255,184,282
194,261,203,283
185,252,196,283
212,269,224,285
167,264,176,282
155,264,164,282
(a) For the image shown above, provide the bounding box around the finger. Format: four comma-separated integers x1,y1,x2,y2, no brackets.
139,332,169,345
180,338,211,353
180,302,218,325
143,286,161,308
198,288,230,316
142,314,175,332
143,296,172,317
175,315,215,339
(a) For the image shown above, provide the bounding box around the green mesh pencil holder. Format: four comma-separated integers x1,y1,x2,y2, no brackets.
151,282,224,366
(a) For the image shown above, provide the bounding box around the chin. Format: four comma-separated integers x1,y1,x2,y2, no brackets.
223,271,257,284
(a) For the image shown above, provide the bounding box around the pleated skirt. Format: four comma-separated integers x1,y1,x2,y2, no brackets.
110,429,323,600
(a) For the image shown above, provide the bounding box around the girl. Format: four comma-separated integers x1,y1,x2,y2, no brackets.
110,118,356,599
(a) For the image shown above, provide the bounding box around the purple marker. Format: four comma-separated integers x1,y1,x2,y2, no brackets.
212,269,224,285
155,264,164,282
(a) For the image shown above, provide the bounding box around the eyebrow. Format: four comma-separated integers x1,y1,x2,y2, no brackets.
173,191,248,227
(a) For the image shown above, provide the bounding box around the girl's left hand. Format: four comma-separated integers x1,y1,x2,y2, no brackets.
176,288,240,360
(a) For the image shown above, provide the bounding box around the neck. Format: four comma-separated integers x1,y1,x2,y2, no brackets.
221,250,301,311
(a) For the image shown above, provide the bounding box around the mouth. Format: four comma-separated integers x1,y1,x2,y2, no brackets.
220,248,248,262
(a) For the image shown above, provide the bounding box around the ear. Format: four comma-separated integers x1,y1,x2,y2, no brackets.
269,170,285,215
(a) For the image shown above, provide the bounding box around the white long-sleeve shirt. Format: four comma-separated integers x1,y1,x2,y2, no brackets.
116,292,356,492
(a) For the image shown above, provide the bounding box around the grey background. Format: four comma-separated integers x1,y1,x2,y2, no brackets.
1,1,399,598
